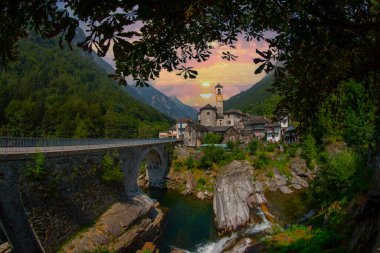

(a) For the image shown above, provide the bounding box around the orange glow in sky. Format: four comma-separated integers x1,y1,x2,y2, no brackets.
104,36,268,107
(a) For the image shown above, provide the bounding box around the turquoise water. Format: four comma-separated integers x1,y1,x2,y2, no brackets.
146,188,218,253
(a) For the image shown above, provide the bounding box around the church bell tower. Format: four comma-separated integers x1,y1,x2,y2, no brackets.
215,83,224,116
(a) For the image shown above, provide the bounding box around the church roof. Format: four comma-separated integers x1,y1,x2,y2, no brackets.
208,126,233,133
189,124,209,132
215,83,223,89
199,104,216,111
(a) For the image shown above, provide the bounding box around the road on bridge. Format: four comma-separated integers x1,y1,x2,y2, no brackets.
0,138,178,155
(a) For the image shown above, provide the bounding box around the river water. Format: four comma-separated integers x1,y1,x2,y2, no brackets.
146,188,275,253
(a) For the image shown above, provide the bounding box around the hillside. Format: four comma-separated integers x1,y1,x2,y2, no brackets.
77,28,197,121
0,34,173,138
224,73,280,116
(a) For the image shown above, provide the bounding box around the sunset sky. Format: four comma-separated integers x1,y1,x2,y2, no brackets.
104,36,268,108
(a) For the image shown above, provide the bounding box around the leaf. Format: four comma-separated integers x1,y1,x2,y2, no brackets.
255,63,266,74
253,58,266,64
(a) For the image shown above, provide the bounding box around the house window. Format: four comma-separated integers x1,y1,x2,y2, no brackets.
188,139,191,142
230,136,234,140
226,120,231,125
207,112,210,115
220,123,222,126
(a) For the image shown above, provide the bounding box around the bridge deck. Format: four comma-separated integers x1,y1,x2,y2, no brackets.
0,138,178,156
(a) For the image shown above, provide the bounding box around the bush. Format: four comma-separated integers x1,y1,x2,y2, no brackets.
226,140,235,150
203,133,222,144
248,139,260,155
102,153,124,183
173,160,183,172
198,177,207,185
309,150,365,208
26,151,47,180
301,134,318,169
186,157,194,170
254,153,270,169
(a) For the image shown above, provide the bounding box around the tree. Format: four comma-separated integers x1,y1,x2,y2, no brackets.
1,0,379,127
203,133,222,144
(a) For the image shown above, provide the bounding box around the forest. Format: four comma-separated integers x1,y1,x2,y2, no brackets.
0,34,173,138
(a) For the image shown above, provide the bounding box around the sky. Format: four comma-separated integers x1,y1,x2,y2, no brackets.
104,36,268,108
61,2,269,108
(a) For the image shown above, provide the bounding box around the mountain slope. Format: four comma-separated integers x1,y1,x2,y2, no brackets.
75,29,197,120
224,73,280,115
0,34,173,138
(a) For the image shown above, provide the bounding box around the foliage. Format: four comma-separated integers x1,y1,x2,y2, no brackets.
248,139,260,155
203,133,222,144
254,153,270,170
301,134,318,169
2,0,378,127
26,151,47,180
198,177,206,186
0,34,173,138
226,140,235,150
266,225,345,253
186,157,194,170
199,146,226,169
309,150,367,208
101,153,124,183
173,160,183,172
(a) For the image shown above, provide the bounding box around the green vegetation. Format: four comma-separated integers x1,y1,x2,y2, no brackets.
225,73,279,116
26,151,47,180
247,139,260,155
264,225,345,253
185,157,195,170
203,133,222,144
0,34,173,138
101,153,124,183
301,134,318,169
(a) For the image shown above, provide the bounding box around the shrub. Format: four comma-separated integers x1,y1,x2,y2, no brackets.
198,177,207,185
26,151,47,180
186,157,194,170
203,133,222,144
248,139,260,155
254,153,270,169
265,143,277,152
226,140,235,150
102,153,124,183
309,149,365,208
301,134,318,169
173,160,183,171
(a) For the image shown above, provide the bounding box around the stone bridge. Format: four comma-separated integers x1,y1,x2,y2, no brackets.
0,137,178,253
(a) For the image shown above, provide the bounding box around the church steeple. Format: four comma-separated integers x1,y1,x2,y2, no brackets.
215,83,223,116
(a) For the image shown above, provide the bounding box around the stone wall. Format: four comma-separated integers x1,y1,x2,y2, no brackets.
199,109,216,126
0,143,171,253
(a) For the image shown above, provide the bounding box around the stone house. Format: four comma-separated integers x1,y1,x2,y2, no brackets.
222,127,241,143
284,125,298,144
266,122,282,142
245,116,267,140
183,124,209,147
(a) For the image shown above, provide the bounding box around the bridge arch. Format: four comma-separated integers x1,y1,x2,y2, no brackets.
135,146,168,188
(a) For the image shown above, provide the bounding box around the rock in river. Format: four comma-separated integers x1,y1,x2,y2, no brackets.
213,160,262,233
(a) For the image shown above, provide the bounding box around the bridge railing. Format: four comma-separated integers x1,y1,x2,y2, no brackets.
0,137,177,154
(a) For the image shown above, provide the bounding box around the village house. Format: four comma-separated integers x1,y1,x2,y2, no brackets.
159,125,177,139
162,83,296,146
183,124,209,147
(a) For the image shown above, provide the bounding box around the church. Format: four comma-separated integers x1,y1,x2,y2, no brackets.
197,83,247,127
180,83,292,147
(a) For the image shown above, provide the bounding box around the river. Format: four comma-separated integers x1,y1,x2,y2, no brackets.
146,189,270,253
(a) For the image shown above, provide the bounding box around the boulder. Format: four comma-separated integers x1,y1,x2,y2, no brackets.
290,156,310,178
224,238,252,253
279,186,293,194
181,172,196,195
62,194,163,253
213,160,255,233
0,242,11,253
290,173,309,189
196,191,205,200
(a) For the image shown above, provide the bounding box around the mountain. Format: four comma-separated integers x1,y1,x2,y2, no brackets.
124,85,198,120
74,29,197,121
0,33,173,138
224,73,280,116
